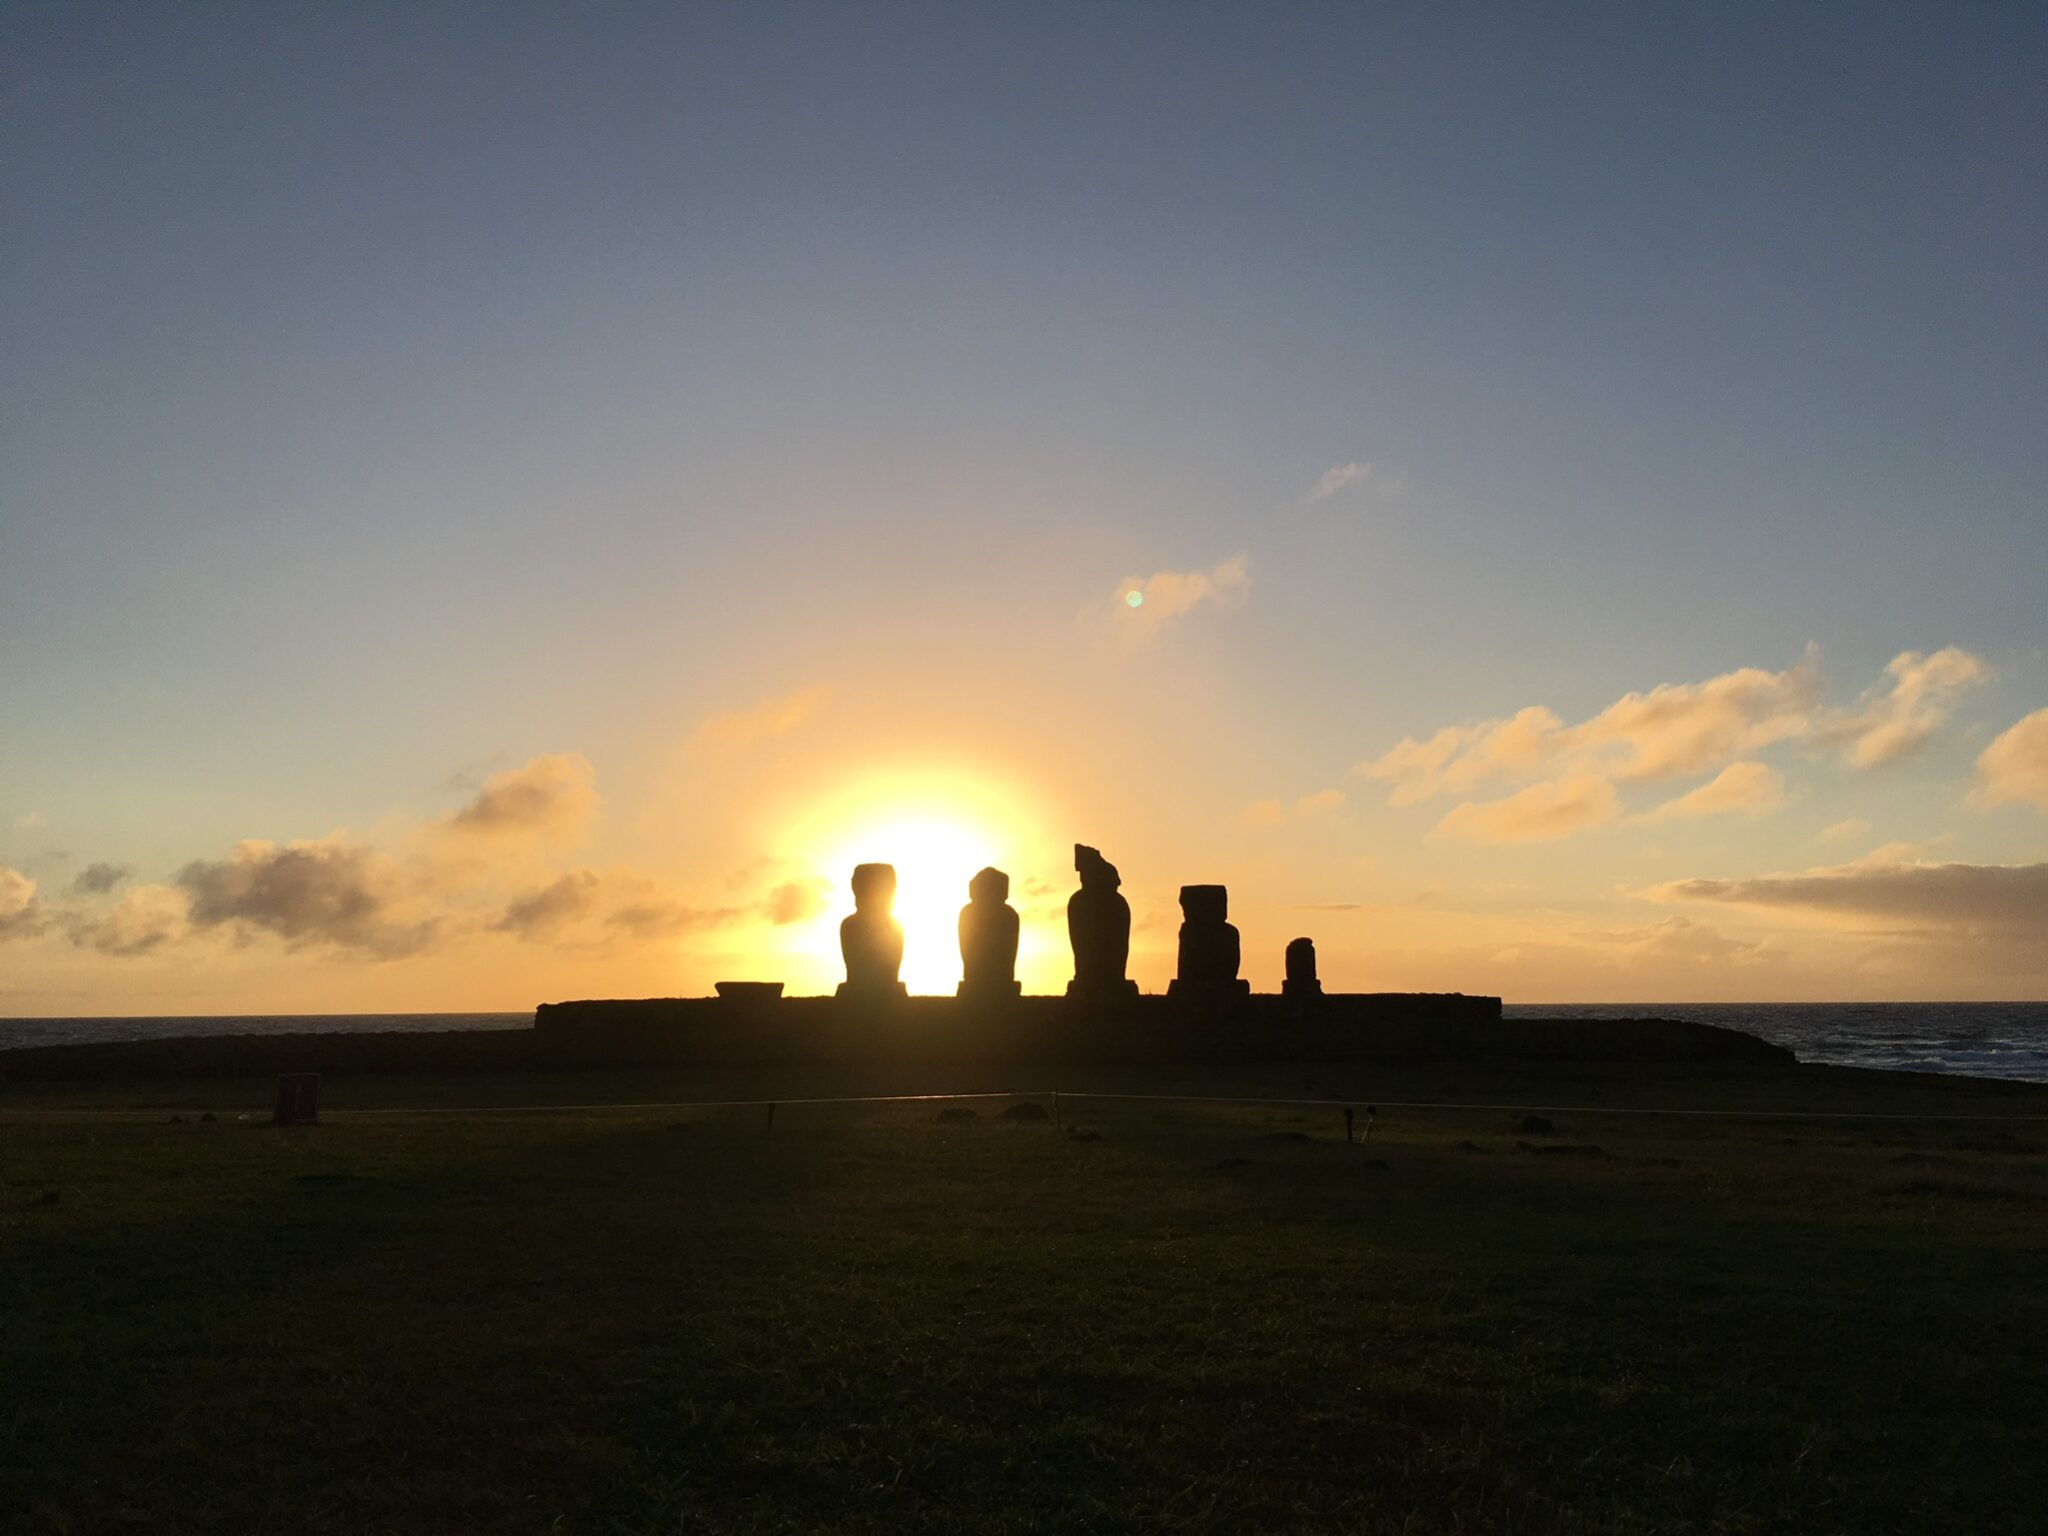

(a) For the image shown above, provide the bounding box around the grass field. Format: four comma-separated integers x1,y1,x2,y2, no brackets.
4,1062,2045,1533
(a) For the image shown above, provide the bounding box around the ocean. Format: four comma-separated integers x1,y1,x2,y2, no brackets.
1503,1002,2048,1082
1,1003,2044,1082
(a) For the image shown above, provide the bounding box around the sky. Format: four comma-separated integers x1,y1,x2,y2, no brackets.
3,3,2045,1014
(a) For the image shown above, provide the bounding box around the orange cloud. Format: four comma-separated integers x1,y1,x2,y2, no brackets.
1973,707,2048,812
1429,776,1620,845
0,867,44,940
1822,647,1988,768
1357,651,1822,803
1638,761,1787,823
690,687,828,751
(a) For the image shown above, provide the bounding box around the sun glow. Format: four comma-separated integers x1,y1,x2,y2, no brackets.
776,768,1063,996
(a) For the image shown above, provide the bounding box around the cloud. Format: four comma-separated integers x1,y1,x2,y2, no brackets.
1973,707,2048,812
1357,651,1823,806
69,862,132,896
764,878,825,926
1573,656,1823,782
446,754,598,841
492,869,604,939
1112,554,1249,643
0,868,46,940
1357,646,1989,843
691,687,828,751
177,838,436,958
1430,776,1620,845
1306,462,1403,502
494,870,825,946
1244,788,1345,826
1648,856,2048,935
1638,762,1787,823
14,811,47,830
1816,818,1871,844
67,884,189,957
1600,915,1783,971
1822,647,1988,768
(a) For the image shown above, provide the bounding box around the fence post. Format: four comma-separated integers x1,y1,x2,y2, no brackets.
1364,1104,1376,1144
765,1102,776,1134
1344,1107,1354,1144
1053,1090,1061,1129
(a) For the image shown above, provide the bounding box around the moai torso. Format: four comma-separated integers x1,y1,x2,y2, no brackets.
838,863,905,997
1170,884,1250,1000
959,866,1021,997
1283,936,1322,999
1067,844,1135,996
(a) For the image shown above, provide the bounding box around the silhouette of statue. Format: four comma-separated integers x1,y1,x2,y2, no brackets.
958,866,1021,999
1066,844,1138,998
1168,884,1250,999
1283,936,1323,1000
837,863,906,1000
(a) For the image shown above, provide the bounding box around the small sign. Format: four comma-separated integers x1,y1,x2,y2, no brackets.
274,1073,320,1125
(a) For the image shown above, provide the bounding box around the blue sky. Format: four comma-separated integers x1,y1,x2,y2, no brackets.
3,4,2044,1010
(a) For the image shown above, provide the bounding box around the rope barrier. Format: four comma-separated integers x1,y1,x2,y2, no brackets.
4,1087,2044,1123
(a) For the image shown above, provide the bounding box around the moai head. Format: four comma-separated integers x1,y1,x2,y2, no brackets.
1179,884,1228,925
1075,844,1121,891
1286,936,1317,983
850,863,897,914
968,866,1010,905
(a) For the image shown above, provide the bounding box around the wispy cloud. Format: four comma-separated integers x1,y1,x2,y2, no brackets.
1429,775,1621,845
1111,554,1249,644
690,686,828,752
1973,706,2048,812
1306,461,1403,503
1815,818,1871,845
1820,647,1988,768
1637,761,1787,824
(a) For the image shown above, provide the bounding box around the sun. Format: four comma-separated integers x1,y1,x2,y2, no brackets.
821,814,1001,994
775,767,1060,996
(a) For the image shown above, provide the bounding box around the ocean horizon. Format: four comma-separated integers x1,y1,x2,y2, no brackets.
3,1001,2044,1083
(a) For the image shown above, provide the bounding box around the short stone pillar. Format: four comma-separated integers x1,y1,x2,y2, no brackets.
274,1073,320,1125
959,866,1022,1000
837,863,907,1001
1067,844,1138,1000
1168,884,1250,1000
1283,937,1323,1000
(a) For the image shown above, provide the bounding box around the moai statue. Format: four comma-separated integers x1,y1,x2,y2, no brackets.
958,866,1021,1000
837,862,906,1000
1168,884,1250,1000
1283,936,1323,1001
1066,844,1138,999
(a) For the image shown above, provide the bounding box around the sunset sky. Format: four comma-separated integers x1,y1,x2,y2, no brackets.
4,5,2045,1014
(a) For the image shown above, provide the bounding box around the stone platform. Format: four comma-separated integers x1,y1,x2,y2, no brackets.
531,992,1792,1069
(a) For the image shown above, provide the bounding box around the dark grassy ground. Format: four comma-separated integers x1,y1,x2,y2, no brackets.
3,1063,2045,1533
